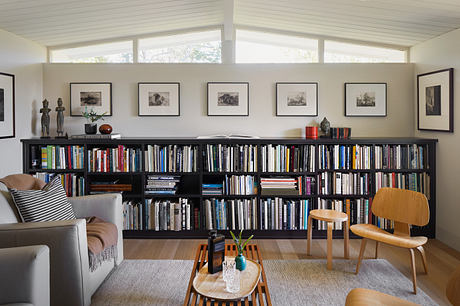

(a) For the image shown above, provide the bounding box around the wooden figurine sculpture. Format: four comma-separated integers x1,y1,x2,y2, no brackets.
55,98,65,137
40,99,51,138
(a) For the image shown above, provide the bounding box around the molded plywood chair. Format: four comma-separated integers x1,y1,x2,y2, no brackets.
350,187,429,294
345,264,460,306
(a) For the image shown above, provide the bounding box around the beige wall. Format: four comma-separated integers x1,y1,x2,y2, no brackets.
43,63,415,138
411,28,460,251
0,29,46,177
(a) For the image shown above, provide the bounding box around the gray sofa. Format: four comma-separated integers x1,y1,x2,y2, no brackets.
0,245,50,306
0,184,124,306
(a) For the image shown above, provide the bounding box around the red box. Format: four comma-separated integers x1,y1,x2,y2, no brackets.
305,126,318,140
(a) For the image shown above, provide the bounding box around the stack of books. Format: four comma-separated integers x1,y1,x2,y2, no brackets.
260,177,302,195
145,175,180,195
89,180,132,194
202,183,223,195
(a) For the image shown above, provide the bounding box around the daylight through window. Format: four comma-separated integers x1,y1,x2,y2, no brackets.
50,41,133,63
324,41,406,63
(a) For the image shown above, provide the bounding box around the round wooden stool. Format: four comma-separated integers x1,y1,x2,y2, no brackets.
306,209,349,270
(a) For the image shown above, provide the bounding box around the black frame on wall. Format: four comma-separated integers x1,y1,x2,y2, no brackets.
207,82,250,116
344,82,387,117
137,82,181,117
69,82,113,117
0,72,15,139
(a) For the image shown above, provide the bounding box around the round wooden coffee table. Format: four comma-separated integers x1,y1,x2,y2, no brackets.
192,257,261,301
306,209,349,270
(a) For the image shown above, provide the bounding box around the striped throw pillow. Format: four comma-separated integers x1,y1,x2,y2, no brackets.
9,176,76,222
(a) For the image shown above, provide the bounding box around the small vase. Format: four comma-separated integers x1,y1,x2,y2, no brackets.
235,254,247,271
85,123,97,135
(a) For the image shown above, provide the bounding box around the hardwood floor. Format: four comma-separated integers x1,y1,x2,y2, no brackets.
124,238,459,305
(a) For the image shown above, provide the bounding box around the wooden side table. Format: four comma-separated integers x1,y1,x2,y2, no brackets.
306,209,350,270
184,244,272,306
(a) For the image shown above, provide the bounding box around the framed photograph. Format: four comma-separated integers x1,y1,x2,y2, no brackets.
417,68,453,132
207,82,249,116
345,83,387,117
70,82,112,116
138,82,180,116
276,82,318,116
0,72,15,139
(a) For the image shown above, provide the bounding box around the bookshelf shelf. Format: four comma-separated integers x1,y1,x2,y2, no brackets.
21,137,437,239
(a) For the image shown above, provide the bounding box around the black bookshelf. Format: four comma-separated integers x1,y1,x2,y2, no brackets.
21,137,437,239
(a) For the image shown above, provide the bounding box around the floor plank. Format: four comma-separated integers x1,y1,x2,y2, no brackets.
124,238,458,305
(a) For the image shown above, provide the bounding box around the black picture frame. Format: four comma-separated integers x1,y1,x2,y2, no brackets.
70,82,112,116
0,72,15,139
276,82,318,117
138,82,180,117
207,82,249,116
344,82,387,117
417,68,454,132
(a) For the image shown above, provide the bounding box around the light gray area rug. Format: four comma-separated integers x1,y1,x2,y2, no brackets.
92,259,436,306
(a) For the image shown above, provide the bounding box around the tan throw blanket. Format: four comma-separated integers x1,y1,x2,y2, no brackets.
86,216,118,272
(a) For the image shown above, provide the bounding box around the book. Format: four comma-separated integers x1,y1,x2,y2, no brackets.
71,133,121,139
197,134,260,139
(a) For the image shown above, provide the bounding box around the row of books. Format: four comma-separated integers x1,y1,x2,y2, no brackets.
33,173,85,197
144,144,198,173
204,144,258,172
318,172,370,195
259,198,310,230
260,177,305,196
145,175,180,195
36,145,84,170
319,144,372,170
123,199,199,231
375,172,430,199
374,144,428,170
316,198,371,230
205,198,258,230
88,146,141,172
260,144,316,172
202,175,257,195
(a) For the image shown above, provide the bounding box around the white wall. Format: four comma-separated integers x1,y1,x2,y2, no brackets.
411,28,460,251
0,29,46,177
43,63,415,138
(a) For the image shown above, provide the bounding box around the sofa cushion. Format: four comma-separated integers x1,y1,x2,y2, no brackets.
9,176,76,222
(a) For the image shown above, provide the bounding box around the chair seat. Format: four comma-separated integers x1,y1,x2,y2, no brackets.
350,224,427,249
310,209,348,222
345,288,419,306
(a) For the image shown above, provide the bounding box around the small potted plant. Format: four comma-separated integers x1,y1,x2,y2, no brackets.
230,229,254,271
82,107,107,134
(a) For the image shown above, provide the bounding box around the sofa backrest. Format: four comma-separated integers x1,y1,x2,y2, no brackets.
0,185,20,224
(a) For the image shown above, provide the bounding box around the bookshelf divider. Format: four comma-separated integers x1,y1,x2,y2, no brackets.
21,137,437,239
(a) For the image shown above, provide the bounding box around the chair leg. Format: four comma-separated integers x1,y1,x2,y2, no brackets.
416,245,428,274
375,241,379,259
343,219,349,259
306,215,313,256
409,248,417,294
327,222,333,270
355,238,367,275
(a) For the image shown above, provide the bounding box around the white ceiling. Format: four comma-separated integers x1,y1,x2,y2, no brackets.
0,0,460,47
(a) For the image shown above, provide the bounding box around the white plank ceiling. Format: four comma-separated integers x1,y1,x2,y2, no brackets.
0,0,460,47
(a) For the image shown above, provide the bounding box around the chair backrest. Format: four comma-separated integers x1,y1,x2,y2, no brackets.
446,265,460,305
371,187,429,226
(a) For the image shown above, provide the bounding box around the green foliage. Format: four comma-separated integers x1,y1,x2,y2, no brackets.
82,107,107,123
229,229,254,255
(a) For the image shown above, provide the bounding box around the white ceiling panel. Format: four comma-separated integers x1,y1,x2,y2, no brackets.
0,0,460,47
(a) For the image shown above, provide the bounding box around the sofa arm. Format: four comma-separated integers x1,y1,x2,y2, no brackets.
0,245,50,306
69,193,124,264
0,220,90,306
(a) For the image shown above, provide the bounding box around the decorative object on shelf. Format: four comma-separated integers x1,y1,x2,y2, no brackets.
230,229,254,271
305,126,318,140
207,230,225,274
40,99,51,138
345,83,387,117
99,124,112,134
417,68,454,132
320,117,331,138
55,98,67,138
138,82,180,116
207,82,249,116
0,72,15,139
276,82,318,116
70,82,112,116
82,107,107,135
